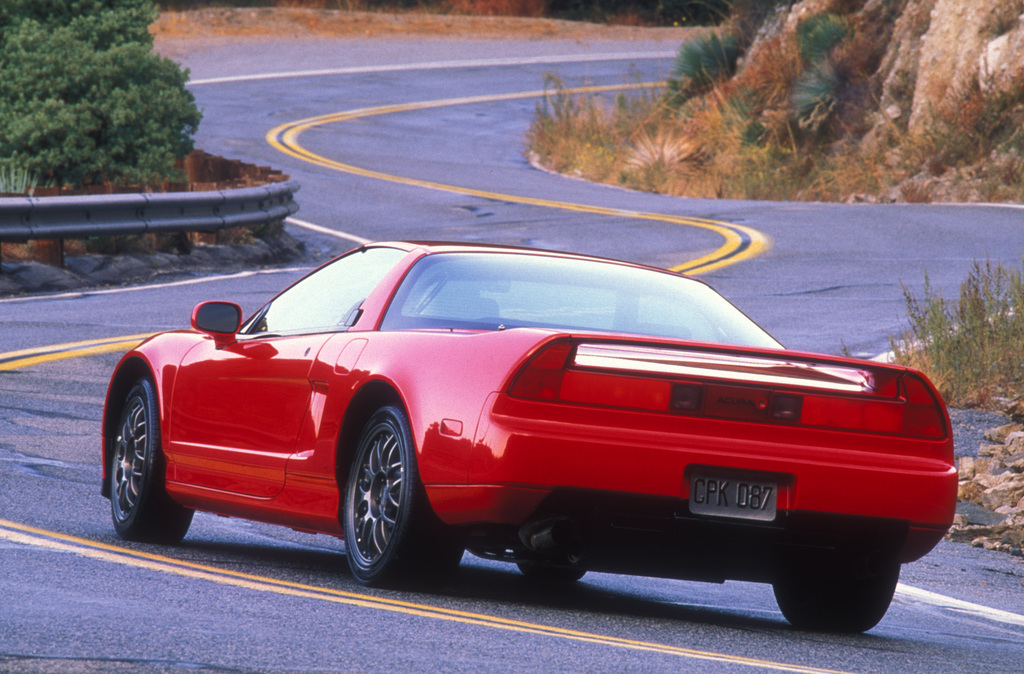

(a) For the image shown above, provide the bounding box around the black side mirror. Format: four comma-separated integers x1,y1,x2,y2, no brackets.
191,301,242,339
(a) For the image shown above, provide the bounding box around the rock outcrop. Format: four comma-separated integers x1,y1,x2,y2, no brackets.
745,0,1024,133
908,0,1023,132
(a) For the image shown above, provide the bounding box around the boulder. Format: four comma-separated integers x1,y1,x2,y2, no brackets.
981,480,1024,511
957,500,1010,526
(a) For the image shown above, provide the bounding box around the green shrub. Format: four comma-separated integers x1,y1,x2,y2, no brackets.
789,14,850,136
0,0,202,188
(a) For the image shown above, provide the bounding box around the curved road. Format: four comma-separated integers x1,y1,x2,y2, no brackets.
1,37,1023,673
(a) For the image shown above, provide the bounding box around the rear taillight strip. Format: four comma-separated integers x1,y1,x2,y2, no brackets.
508,341,947,440
573,343,872,394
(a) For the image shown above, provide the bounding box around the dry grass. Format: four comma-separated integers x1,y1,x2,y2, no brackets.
898,180,933,203
528,76,672,188
151,6,695,42
445,0,549,18
2,225,266,264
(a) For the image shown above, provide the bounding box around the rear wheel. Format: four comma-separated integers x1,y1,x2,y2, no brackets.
343,405,462,586
773,564,900,633
110,379,193,544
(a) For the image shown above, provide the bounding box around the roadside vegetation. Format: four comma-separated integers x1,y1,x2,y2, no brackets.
893,261,1024,409
0,1,220,261
527,3,1024,204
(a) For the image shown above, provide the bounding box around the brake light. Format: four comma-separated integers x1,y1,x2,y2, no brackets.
901,373,947,439
798,373,946,439
560,371,672,411
802,396,903,434
508,340,573,401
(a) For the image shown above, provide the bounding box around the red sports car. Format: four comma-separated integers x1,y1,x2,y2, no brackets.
102,241,956,632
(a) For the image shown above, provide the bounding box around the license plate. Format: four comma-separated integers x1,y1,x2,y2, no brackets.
688,469,777,522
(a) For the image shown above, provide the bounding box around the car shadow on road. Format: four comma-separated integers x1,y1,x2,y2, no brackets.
132,533,904,644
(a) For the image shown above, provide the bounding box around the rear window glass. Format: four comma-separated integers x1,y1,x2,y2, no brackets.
380,252,780,349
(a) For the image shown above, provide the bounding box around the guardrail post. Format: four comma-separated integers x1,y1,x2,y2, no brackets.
33,239,64,267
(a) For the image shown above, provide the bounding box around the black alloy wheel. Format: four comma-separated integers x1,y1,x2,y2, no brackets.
110,379,193,543
343,405,463,586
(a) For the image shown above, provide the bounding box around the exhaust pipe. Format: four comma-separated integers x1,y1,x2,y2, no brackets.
519,517,579,553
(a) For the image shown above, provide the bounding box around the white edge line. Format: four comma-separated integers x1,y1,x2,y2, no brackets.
0,267,310,305
188,52,676,86
285,216,372,245
895,583,1024,628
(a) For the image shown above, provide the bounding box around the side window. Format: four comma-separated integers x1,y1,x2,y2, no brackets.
246,246,406,335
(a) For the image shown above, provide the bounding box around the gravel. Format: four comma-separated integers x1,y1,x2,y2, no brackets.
949,407,1010,458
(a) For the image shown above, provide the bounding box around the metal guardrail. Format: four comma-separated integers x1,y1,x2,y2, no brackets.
0,181,300,243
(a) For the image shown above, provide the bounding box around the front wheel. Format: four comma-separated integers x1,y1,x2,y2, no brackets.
110,379,193,544
773,564,900,633
343,406,462,586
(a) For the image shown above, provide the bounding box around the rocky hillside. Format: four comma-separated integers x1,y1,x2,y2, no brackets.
763,0,1023,134
740,0,1024,202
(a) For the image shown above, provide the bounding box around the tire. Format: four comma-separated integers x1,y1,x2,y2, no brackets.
516,562,586,583
110,379,193,544
772,564,900,633
343,405,462,586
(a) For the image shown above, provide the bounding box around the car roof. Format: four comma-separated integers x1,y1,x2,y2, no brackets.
367,241,693,279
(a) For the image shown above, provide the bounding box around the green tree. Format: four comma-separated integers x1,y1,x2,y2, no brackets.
0,0,202,187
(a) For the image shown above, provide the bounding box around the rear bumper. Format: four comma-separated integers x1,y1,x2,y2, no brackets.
426,395,955,572
467,396,955,521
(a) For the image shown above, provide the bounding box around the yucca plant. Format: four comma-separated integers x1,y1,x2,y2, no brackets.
793,60,840,132
796,13,850,63
625,129,702,170
0,163,40,195
670,32,739,99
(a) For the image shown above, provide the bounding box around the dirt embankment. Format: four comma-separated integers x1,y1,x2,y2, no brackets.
151,7,695,55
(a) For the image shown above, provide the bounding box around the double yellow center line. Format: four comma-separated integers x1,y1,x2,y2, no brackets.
0,333,153,371
266,84,771,275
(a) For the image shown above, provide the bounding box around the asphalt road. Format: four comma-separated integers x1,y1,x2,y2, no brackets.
2,37,1024,673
